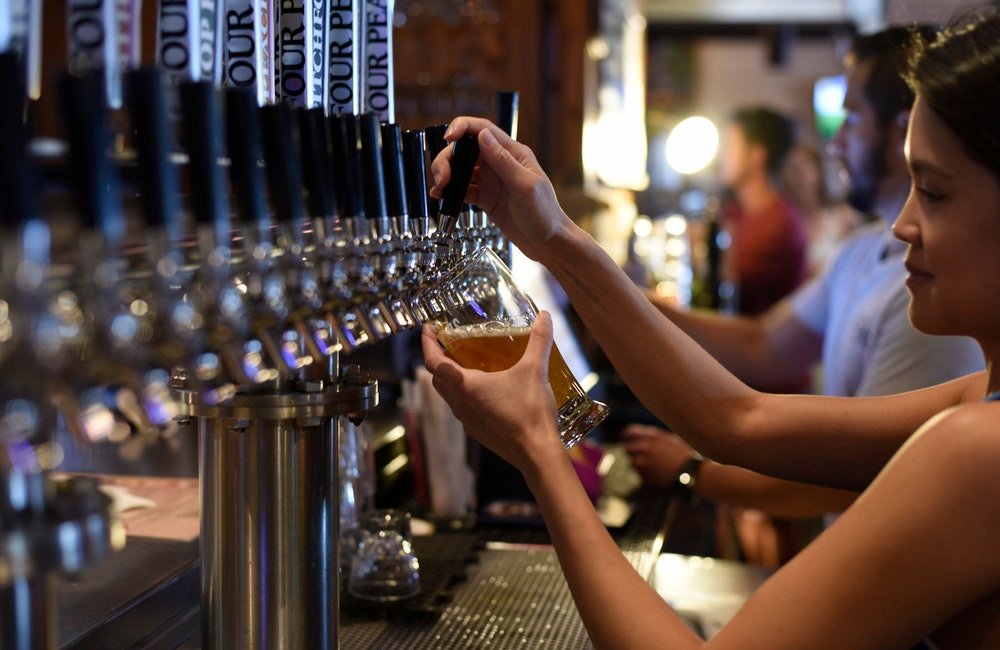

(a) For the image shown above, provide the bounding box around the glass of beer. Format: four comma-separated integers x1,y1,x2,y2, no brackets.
429,247,609,449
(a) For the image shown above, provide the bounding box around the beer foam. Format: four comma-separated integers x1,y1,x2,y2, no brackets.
436,321,531,344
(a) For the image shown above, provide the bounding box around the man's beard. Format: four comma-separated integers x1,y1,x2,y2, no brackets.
846,133,887,214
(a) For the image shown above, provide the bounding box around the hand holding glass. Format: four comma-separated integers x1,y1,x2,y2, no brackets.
429,247,609,449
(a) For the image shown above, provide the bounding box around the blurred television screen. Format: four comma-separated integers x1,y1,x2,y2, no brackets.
814,74,846,139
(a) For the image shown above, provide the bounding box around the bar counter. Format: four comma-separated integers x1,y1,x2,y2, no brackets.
57,486,676,649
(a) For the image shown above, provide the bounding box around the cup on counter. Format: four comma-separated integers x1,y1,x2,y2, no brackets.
428,246,609,449
348,509,421,602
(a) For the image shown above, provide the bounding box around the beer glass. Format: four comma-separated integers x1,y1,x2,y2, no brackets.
429,247,609,449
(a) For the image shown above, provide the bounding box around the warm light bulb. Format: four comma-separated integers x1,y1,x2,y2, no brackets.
665,116,719,175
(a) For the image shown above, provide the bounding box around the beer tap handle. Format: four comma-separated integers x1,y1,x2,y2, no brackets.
381,122,410,237
402,129,429,237
126,68,182,246
298,107,337,222
260,102,308,244
330,113,366,227
359,112,390,241
424,123,448,220
494,90,519,264
179,81,231,248
495,90,519,139
0,51,37,228
424,123,449,160
437,133,479,236
59,70,125,248
225,87,272,245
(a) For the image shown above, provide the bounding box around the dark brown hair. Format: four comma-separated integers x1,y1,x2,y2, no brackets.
907,9,1000,178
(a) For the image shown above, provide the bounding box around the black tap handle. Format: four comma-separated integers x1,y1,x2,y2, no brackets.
495,90,519,139
0,51,37,227
424,123,449,219
401,129,428,220
126,68,181,238
224,86,271,239
424,123,449,161
329,113,364,220
381,122,408,219
358,112,388,223
298,107,337,219
59,70,125,245
438,134,479,221
179,81,230,241
260,103,308,234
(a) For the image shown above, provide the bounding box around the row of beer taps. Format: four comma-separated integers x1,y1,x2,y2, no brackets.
0,51,515,464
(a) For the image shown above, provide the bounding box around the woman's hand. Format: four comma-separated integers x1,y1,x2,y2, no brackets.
429,117,573,263
421,311,565,476
622,425,696,489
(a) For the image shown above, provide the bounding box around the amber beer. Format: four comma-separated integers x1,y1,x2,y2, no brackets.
436,323,583,409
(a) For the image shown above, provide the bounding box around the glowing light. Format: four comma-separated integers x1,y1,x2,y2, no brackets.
632,217,653,238
665,239,688,258
664,215,687,237
665,116,719,175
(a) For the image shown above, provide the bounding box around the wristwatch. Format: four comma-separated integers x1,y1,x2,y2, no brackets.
674,456,704,499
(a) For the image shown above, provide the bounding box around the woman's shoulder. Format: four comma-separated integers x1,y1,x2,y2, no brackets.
910,400,1000,487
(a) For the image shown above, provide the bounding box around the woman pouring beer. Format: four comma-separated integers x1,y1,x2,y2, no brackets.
423,11,1000,649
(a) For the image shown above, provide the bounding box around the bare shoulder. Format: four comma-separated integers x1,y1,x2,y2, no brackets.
908,400,1000,492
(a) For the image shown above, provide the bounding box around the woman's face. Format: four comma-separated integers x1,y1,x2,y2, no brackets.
893,96,1000,341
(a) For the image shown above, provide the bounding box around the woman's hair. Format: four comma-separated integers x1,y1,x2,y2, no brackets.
907,8,1000,178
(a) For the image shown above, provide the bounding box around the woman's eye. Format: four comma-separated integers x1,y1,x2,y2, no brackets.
917,187,946,203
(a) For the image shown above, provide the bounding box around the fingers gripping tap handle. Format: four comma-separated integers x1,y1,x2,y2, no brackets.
438,133,479,234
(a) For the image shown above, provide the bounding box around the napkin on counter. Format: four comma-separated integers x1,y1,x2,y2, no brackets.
406,368,476,519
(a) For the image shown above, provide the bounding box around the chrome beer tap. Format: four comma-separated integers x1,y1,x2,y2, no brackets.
57,70,154,444
357,112,404,338
399,127,437,323
489,90,520,262
175,80,265,402
121,67,190,433
380,121,419,331
257,101,330,381
326,112,380,349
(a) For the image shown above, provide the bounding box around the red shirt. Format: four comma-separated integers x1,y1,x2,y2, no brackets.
723,195,807,316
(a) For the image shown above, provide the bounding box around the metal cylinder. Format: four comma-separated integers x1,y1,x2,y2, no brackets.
182,382,377,649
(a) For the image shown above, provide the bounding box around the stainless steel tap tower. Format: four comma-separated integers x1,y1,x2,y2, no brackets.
180,375,376,648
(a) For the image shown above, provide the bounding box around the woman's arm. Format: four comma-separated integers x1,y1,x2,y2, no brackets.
430,117,985,489
623,425,858,517
712,404,1000,648
423,321,1000,648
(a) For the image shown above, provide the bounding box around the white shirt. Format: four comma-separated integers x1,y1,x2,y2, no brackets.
791,223,984,397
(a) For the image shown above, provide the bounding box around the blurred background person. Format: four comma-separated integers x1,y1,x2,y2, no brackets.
781,144,865,276
718,107,807,319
